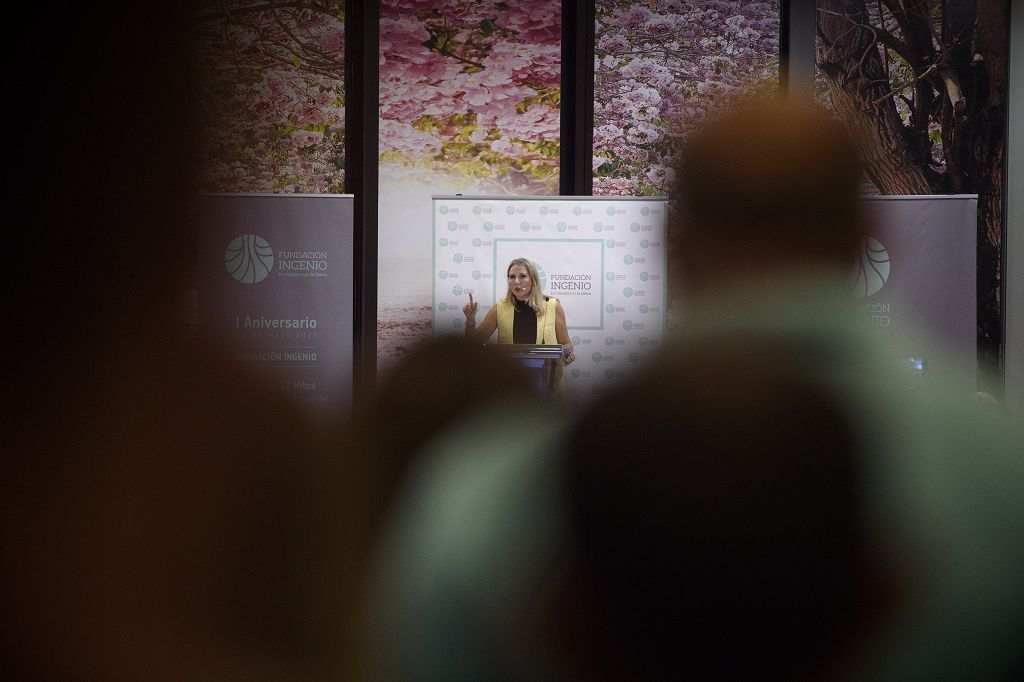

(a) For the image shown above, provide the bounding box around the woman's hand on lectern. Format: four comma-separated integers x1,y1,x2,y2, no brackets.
463,292,478,326
563,345,575,366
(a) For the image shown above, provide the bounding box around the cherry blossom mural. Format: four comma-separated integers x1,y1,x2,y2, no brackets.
377,0,561,373
379,0,561,190
593,1,780,196
193,1,346,193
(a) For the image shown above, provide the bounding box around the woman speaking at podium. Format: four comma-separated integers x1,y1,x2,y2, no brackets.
463,257,576,375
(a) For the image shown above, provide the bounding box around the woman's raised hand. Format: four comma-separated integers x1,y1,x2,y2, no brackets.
463,292,478,323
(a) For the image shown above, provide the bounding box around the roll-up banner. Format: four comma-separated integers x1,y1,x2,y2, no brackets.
860,194,977,390
199,193,355,419
432,196,669,400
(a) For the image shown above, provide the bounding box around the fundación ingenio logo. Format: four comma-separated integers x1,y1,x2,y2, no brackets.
225,234,274,284
851,236,891,298
531,260,548,293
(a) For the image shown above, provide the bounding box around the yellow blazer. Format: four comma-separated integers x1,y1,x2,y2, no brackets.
495,296,559,344
495,296,564,395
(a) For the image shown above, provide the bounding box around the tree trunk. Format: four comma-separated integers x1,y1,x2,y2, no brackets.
816,0,934,195
945,0,1008,391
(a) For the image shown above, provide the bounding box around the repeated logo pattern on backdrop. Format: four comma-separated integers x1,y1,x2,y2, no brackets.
433,196,668,399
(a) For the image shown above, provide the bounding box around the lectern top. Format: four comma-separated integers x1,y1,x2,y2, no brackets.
484,343,564,361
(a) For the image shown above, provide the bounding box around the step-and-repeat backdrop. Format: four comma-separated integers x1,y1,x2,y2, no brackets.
433,194,979,397
432,196,669,400
199,193,355,419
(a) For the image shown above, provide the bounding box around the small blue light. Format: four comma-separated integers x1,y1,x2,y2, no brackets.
901,357,926,374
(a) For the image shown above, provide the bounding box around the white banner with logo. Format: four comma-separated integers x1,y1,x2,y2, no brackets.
858,195,977,388
199,193,355,418
432,195,668,400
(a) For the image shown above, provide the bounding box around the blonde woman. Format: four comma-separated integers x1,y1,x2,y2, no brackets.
463,257,575,366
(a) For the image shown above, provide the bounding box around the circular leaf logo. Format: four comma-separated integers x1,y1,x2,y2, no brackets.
640,272,649,281
623,287,634,297
572,335,581,346
484,221,494,232
641,206,650,216
623,320,634,331
591,352,603,363
851,237,891,298
573,206,583,216
505,206,516,215
520,221,530,232
439,270,449,279
623,255,634,265
605,272,615,281
593,222,603,232
447,221,457,232
531,260,547,292
438,302,448,311
225,234,273,284
472,270,482,280
639,336,649,346
473,205,482,215
439,205,449,214
606,238,615,248
540,206,549,215
631,222,641,233
639,304,649,313
605,304,615,313
439,237,449,247
452,318,464,329
604,336,614,346
472,237,482,247
452,285,464,296
453,253,464,263
640,239,650,248
606,206,615,216
571,368,581,378
557,221,568,232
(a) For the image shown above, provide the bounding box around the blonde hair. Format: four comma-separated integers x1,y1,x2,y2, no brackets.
505,258,546,316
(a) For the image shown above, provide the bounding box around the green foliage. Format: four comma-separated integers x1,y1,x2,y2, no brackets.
516,87,560,113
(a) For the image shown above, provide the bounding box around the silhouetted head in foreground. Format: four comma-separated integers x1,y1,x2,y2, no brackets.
672,99,865,294
559,340,877,679
356,337,532,525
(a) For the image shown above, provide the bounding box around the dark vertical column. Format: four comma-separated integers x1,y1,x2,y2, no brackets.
782,1,815,99
560,0,595,196
345,0,379,398
1005,1,1024,412
780,0,790,92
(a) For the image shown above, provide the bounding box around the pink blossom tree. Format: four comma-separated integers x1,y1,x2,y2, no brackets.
593,0,781,196
376,1,563,374
379,0,561,193
193,1,345,193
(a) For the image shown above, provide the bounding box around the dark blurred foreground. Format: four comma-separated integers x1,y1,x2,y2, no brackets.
3,4,368,677
362,100,1024,680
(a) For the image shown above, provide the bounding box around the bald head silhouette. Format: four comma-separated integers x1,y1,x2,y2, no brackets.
673,99,865,292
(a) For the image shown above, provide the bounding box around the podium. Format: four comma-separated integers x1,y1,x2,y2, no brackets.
486,343,564,397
